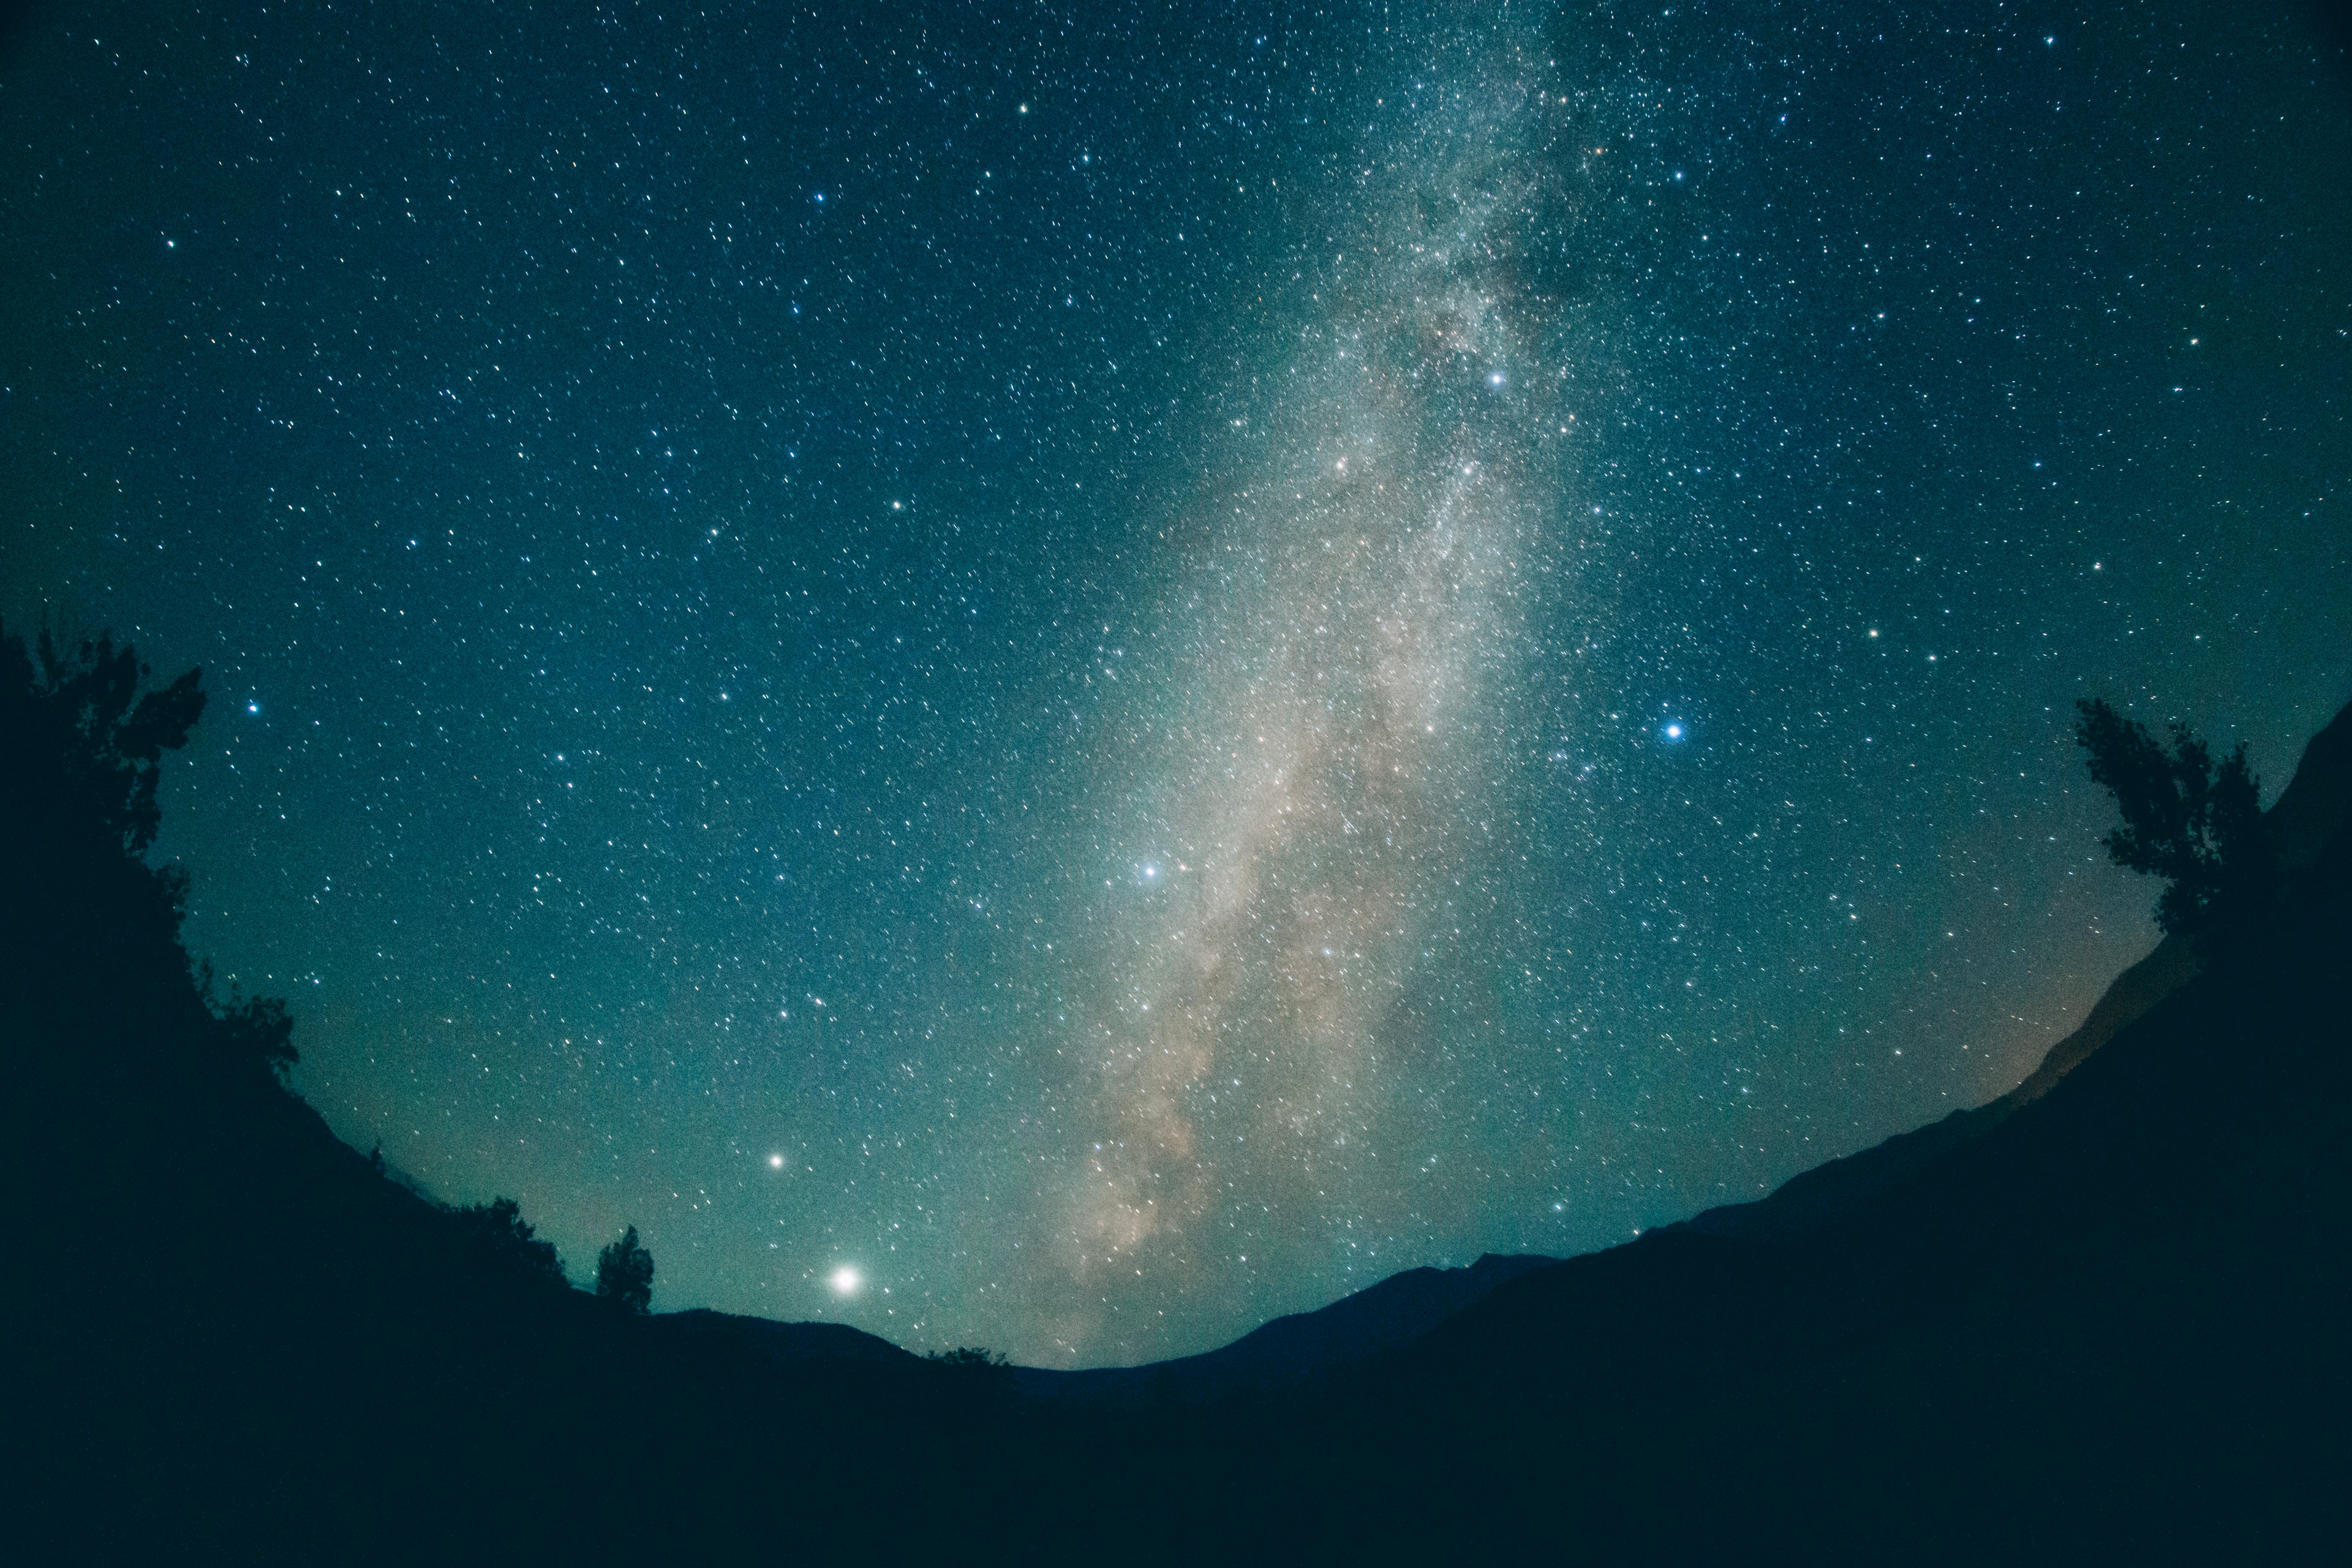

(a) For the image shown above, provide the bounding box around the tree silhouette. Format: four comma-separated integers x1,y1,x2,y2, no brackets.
2,622,309,1087
925,1346,1011,1389
596,1225,655,1314
2075,697,2277,938
217,990,299,1080
4,625,205,856
451,1197,567,1287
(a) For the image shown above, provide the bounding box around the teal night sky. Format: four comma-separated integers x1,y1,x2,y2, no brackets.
4,1,2346,1365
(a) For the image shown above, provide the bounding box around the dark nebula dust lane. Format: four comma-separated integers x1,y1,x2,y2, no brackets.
3,2,2346,1364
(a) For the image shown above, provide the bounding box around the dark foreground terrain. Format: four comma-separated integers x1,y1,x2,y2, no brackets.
9,639,2347,1562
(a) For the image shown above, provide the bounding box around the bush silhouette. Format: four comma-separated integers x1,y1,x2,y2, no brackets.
216,990,299,1080
596,1225,655,1314
4,625,205,855
1,620,300,1082
450,1196,567,1287
925,1346,1011,1390
2075,696,2278,939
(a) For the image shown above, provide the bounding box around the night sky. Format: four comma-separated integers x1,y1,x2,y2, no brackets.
4,1,2346,1366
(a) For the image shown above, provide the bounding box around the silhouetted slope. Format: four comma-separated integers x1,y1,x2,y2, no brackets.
2268,696,2352,862
13,629,2346,1564
2003,926,2201,1103
1251,743,2352,1559
1012,1251,1558,1404
656,1309,929,1372
2,631,1035,1561
1683,697,2352,1243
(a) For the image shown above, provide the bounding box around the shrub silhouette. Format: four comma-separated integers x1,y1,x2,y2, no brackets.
450,1196,567,1287
216,990,300,1080
4,625,205,855
925,1346,1011,1390
596,1224,655,1314
1,620,296,1083
2075,696,2278,939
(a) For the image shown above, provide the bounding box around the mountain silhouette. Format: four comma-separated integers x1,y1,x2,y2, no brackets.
1240,700,2352,1559
9,624,2345,1562
1011,1251,1560,1405
1679,696,2352,1244
655,1309,930,1372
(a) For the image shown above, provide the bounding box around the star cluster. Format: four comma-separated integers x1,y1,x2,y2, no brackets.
3,2,2346,1365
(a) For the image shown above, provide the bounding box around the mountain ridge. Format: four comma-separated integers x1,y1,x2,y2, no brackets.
1008,1250,1559,1403
1675,696,2352,1243
13,625,2345,1558
621,699,2351,1385
1235,728,2352,1556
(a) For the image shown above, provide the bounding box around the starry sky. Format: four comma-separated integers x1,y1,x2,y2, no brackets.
4,1,2347,1366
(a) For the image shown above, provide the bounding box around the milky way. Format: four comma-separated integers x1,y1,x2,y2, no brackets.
1051,24,1579,1348
4,2,2347,1365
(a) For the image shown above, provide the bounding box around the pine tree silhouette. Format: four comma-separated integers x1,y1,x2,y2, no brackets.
596,1225,655,1314
2075,696,2279,939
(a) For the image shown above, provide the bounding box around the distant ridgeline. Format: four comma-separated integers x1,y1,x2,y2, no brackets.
1675,698,2352,1244
8,622,2347,1563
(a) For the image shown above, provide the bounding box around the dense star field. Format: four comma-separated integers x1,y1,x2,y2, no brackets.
4,2,2346,1366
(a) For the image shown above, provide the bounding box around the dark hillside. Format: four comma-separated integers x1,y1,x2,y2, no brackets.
1012,1250,1558,1405
10,627,2346,1562
1680,698,2352,1244
1,631,1057,1560
1247,712,2352,1558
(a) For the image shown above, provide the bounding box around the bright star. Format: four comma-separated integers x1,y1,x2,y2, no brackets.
768,1153,785,1169
1664,723,1684,740
829,1265,861,1295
